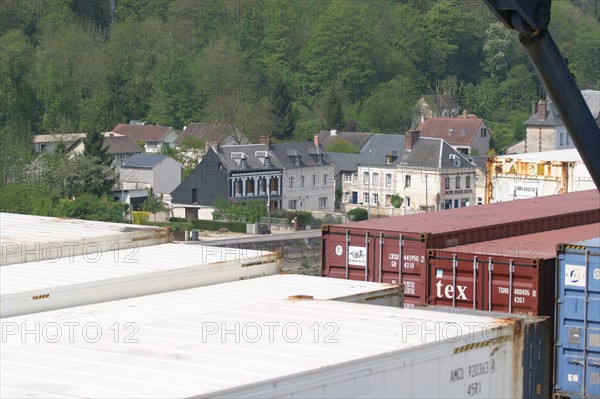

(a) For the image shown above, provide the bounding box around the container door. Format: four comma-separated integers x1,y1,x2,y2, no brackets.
428,253,482,310
377,234,427,306
483,258,548,316
555,247,600,398
322,229,371,281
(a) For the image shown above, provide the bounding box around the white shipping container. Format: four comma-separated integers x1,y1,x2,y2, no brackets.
0,213,172,266
1,288,547,398
1,243,283,318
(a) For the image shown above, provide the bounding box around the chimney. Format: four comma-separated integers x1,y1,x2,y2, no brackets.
420,114,425,123
405,130,420,150
537,100,546,121
330,129,338,136
531,101,538,115
206,139,219,153
463,110,468,118
313,134,320,148
260,135,271,149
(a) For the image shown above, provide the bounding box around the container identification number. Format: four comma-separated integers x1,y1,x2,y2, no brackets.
467,381,481,396
468,362,489,378
388,254,424,269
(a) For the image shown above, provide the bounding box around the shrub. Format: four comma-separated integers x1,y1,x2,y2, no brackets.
390,193,403,208
132,211,150,224
143,221,193,231
347,207,368,221
191,219,246,233
53,194,123,222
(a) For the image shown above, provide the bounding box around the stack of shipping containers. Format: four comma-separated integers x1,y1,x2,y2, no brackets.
1,286,548,398
427,223,600,316
322,190,600,306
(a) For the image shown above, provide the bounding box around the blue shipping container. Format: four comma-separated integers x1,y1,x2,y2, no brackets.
555,238,600,399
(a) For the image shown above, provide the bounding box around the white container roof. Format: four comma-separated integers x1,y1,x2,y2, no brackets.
0,213,162,247
0,243,274,295
1,287,515,398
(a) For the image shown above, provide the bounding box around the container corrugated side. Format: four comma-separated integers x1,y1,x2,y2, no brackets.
1,244,281,318
420,306,551,398
427,224,600,316
554,238,600,399
1,295,544,398
322,225,426,306
322,191,600,306
0,213,172,266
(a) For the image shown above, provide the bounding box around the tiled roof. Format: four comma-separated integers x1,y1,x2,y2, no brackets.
111,124,174,142
417,117,484,146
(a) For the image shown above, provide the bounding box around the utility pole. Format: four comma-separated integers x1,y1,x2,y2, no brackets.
425,174,428,211
367,150,372,220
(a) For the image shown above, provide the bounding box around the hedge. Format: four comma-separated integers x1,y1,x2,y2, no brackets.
191,219,246,233
143,221,193,232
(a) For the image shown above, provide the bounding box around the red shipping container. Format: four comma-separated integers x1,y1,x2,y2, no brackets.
427,223,600,316
322,190,600,307
321,227,428,304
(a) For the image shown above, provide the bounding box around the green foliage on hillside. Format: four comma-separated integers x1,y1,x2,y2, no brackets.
0,0,597,154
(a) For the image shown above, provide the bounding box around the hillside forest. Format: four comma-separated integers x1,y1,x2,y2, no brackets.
1,0,599,156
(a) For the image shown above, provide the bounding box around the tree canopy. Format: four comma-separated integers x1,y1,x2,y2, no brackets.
0,0,597,154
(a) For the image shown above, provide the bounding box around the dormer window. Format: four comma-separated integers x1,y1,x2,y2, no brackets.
295,155,300,166
240,158,248,170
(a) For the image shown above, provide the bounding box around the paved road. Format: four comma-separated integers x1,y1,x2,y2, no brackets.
186,230,322,246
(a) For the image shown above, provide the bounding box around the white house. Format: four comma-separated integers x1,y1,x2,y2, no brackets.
334,131,476,217
119,154,182,210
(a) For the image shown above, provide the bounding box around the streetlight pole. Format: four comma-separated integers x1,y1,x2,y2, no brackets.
367,149,371,220
120,162,125,221
267,176,271,229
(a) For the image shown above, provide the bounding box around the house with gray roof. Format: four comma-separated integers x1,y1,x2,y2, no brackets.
506,90,600,154
170,136,336,219
68,134,143,169
119,154,182,210
333,130,476,216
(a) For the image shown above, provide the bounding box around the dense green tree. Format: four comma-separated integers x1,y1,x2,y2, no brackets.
321,83,345,130
270,78,296,140
422,0,484,82
147,51,194,128
570,21,600,88
359,77,420,133
0,30,37,130
300,1,387,100
114,0,173,22
33,23,108,132
324,138,359,154
104,18,170,122
483,22,516,81
83,131,110,166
